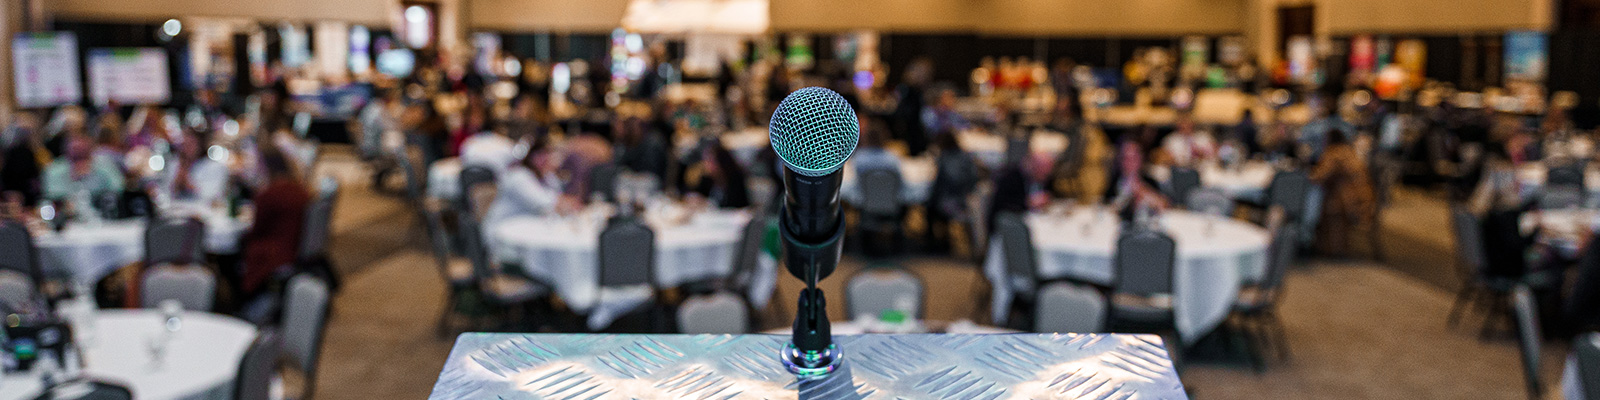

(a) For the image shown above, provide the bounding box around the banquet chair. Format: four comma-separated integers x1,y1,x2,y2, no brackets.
1167,166,1201,206
144,217,206,266
0,220,42,302
457,208,548,322
598,217,658,331
1576,332,1600,400
588,163,622,204
1447,206,1515,331
1033,282,1106,334
425,206,483,336
682,214,768,298
236,328,283,400
1185,188,1234,216
458,165,497,218
929,150,981,255
677,292,750,334
995,212,1042,325
30,380,133,400
857,169,905,256
0,269,35,312
140,263,217,311
281,273,330,399
297,177,339,264
1549,163,1587,190
1108,229,1178,333
1265,169,1310,223
1540,186,1584,210
845,266,924,319
1231,215,1297,372
1511,284,1543,400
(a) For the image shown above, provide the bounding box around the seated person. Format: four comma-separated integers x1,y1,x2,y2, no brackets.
154,131,230,205
1109,141,1169,222
239,146,310,298
483,141,574,223
1159,117,1216,167
458,126,517,175
851,119,900,177
688,142,752,209
42,135,124,202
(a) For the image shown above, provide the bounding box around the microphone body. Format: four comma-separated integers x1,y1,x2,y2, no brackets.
766,87,859,378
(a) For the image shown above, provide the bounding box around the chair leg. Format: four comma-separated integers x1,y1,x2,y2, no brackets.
1266,312,1291,362
1447,285,1476,328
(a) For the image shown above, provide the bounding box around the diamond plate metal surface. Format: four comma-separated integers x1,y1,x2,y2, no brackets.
430,333,1186,399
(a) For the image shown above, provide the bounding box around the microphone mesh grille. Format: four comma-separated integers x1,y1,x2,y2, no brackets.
768,87,859,176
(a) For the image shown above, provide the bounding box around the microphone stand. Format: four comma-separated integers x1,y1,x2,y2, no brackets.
778,171,845,378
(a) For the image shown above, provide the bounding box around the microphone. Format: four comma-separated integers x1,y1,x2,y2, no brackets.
768,87,859,378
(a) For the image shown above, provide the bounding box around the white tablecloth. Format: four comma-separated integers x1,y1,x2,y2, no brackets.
32,210,247,285
0,310,256,400
489,207,752,330
1522,208,1598,255
1516,162,1600,200
985,209,1270,344
840,156,938,205
1148,161,1277,201
956,130,1069,168
428,158,464,202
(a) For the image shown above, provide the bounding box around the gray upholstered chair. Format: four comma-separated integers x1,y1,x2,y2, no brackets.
1109,229,1178,329
588,162,622,203
281,273,331,399
995,211,1042,322
1033,282,1106,334
845,267,923,319
1540,186,1584,210
297,177,339,263
1232,219,1297,371
677,292,750,334
858,168,905,255
426,207,478,336
458,210,544,307
599,217,656,289
458,165,497,218
1576,332,1600,400
1266,169,1309,221
0,220,40,284
1512,284,1542,400
140,263,217,311
1167,166,1201,206
235,329,282,400
31,380,133,400
0,269,35,312
144,217,205,266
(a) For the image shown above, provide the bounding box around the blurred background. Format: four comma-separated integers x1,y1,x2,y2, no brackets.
0,0,1595,399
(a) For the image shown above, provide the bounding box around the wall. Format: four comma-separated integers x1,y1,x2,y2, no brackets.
771,0,1244,35
466,0,629,32
1320,0,1551,34
51,0,390,24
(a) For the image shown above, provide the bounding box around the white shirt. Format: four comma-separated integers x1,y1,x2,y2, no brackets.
1162,132,1216,166
459,133,517,175
482,166,563,224
158,158,230,205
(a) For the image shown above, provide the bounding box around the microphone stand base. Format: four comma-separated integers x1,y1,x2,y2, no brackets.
781,342,843,379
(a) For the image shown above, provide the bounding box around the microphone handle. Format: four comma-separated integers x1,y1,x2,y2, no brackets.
779,168,846,354
781,169,843,246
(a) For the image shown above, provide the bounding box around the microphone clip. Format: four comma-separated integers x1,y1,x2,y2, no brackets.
778,202,845,378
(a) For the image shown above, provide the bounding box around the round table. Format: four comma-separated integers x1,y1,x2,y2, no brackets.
840,156,937,205
489,206,752,330
1516,162,1600,200
32,209,247,285
1522,208,1597,255
985,208,1270,344
1148,160,1277,201
0,309,257,400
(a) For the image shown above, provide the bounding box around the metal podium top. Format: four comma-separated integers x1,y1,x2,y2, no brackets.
429,333,1186,399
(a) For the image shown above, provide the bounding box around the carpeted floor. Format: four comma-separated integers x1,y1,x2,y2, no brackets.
305,147,1563,399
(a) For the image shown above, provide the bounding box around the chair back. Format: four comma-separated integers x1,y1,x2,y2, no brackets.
859,169,903,217
1512,284,1543,400
1260,221,1298,300
727,215,767,291
144,217,205,266
1185,188,1233,215
456,211,496,280
235,329,282,400
995,212,1037,292
1167,166,1201,205
1113,229,1177,296
1549,164,1587,189
0,269,37,312
1004,135,1030,167
1540,186,1584,210
1267,169,1310,219
459,165,498,217
1033,282,1106,333
1576,332,1600,400
598,217,655,287
140,263,217,311
0,220,40,289
395,146,427,203
32,381,133,400
677,292,750,334
1451,206,1487,276
588,162,622,203
845,267,924,318
423,208,466,284
297,177,339,262
281,273,331,375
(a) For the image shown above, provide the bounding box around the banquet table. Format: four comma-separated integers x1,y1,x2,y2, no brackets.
839,156,937,205
32,205,248,285
1148,160,1277,201
488,206,758,330
1516,162,1600,201
955,129,1069,168
1521,208,1597,255
0,309,257,400
985,208,1271,344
